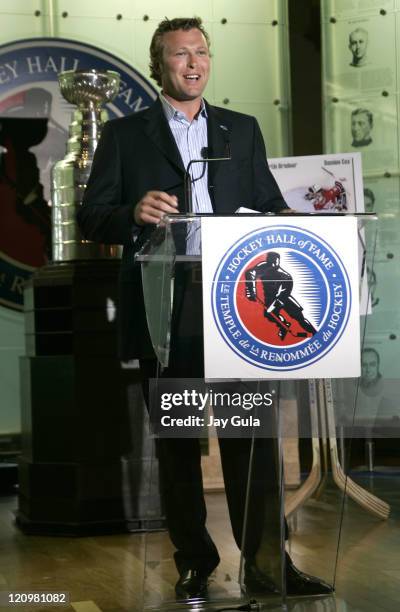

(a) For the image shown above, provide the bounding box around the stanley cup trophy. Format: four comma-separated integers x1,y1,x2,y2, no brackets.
51,69,121,261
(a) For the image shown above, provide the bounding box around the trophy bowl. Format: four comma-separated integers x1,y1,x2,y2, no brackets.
58,69,120,107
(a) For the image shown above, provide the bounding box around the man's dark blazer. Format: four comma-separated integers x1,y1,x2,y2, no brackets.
77,98,287,360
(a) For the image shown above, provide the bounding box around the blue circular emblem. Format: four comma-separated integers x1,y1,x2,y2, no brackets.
211,225,351,371
0,38,157,310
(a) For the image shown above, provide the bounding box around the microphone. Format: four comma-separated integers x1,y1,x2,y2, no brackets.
219,123,232,159
184,143,232,214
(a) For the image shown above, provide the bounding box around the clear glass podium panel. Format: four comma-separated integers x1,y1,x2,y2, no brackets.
135,214,378,612
137,219,177,367
331,214,399,607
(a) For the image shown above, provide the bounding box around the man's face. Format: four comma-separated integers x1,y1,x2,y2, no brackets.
349,31,368,61
351,112,371,142
159,28,210,103
361,352,379,382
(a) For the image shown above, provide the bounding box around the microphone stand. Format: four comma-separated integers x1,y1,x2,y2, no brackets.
184,152,231,214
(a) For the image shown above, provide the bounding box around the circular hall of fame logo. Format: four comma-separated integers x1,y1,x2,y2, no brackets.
211,225,352,371
0,38,157,310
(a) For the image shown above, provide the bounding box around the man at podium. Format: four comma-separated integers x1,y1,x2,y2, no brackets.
78,16,332,601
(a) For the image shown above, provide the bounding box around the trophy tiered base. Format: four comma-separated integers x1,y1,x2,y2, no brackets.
17,261,164,535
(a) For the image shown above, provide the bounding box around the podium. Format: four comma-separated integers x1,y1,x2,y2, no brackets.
135,213,388,611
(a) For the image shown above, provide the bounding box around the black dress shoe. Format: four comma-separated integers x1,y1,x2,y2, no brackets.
286,556,334,596
175,569,209,599
243,556,334,597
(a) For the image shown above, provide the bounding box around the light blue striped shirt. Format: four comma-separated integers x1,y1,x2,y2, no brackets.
160,94,213,215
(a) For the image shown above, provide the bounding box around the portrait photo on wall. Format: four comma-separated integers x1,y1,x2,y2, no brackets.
358,342,400,421
325,95,398,173
363,175,400,214
268,152,364,213
364,259,400,333
337,344,400,432
351,108,373,147
323,15,395,96
359,348,392,417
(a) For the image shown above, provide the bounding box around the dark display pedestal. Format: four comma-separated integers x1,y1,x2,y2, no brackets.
17,261,163,535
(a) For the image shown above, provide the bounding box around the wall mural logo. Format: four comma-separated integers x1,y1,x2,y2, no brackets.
212,225,351,371
0,38,157,310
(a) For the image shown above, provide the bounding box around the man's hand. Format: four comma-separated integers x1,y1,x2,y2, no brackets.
134,191,178,225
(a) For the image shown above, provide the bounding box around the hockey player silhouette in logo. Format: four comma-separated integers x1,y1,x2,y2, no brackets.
245,251,317,341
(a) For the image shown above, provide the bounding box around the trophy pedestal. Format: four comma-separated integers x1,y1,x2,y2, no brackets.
17,261,164,535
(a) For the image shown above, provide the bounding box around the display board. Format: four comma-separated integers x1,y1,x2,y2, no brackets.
321,2,400,388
